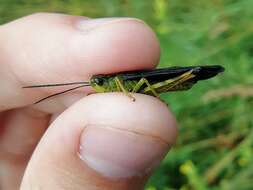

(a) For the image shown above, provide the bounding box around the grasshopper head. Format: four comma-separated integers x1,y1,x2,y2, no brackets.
90,76,108,92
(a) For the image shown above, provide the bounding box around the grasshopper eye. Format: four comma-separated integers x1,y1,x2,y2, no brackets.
94,78,104,86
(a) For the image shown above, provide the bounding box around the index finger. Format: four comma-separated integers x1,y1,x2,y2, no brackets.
0,13,160,112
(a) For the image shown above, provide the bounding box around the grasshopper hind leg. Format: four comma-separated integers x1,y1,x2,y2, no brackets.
144,69,196,94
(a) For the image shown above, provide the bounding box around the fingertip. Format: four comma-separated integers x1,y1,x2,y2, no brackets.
21,93,177,189
71,17,161,75
67,93,177,180
76,93,177,145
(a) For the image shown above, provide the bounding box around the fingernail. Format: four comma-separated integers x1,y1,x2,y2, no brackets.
79,125,169,178
77,17,144,32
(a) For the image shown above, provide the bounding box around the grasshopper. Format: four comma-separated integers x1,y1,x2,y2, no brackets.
23,65,224,103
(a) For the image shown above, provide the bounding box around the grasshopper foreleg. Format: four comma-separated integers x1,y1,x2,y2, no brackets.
115,76,135,101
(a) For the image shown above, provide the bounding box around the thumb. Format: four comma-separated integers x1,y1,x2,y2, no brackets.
20,94,177,190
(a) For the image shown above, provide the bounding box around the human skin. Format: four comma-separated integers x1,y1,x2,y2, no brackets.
0,13,177,190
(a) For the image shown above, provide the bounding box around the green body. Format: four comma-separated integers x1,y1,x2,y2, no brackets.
90,69,197,99
90,74,193,95
89,65,224,99
90,76,139,93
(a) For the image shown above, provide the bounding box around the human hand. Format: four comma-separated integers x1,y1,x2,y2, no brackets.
0,13,177,190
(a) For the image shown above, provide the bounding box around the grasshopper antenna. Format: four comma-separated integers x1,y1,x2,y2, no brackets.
26,84,90,104
23,81,90,88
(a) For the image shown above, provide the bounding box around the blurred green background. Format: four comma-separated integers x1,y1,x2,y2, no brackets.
1,0,253,189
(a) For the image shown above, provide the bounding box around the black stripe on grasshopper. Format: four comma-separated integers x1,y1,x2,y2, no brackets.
91,65,224,96
23,65,224,103
95,65,224,83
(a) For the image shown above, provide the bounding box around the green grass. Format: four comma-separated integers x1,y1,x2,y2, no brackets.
1,0,253,189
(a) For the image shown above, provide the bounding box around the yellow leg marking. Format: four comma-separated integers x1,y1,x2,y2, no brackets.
115,77,135,101
144,69,196,93
115,79,121,92
165,69,195,90
132,78,159,98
